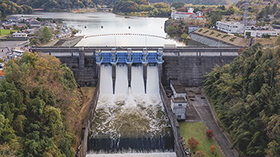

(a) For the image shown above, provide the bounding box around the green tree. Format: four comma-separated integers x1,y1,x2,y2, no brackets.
39,26,53,43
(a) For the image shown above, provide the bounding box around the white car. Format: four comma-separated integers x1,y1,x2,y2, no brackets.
0,63,3,70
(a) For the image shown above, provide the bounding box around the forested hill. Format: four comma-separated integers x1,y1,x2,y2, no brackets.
148,0,228,5
0,0,33,18
8,0,228,11
203,43,280,156
0,53,82,156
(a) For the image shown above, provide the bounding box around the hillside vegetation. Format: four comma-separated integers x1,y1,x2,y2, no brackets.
0,0,33,18
0,53,82,157
204,43,280,156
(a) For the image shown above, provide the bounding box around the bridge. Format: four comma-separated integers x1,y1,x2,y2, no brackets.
30,46,241,56
84,33,167,39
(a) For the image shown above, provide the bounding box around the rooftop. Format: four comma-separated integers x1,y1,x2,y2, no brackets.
172,97,188,103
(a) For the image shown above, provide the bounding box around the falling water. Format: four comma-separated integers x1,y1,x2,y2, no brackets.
146,65,159,95
100,65,113,95
115,65,129,95
87,64,174,156
131,65,145,94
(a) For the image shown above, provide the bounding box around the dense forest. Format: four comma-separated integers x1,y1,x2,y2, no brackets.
203,43,280,156
113,0,171,17
7,0,229,11
0,0,33,18
0,53,82,156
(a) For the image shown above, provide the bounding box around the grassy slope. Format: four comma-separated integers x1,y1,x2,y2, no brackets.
179,122,224,157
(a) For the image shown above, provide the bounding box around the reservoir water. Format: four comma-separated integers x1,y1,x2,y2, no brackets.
16,12,201,47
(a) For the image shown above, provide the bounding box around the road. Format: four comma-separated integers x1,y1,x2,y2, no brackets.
0,41,28,59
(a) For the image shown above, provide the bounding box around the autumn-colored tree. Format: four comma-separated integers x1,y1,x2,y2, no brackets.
0,52,82,156
195,150,206,157
206,130,214,139
210,145,216,154
188,137,200,149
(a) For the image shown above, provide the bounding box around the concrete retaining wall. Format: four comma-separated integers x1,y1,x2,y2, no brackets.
77,79,100,157
189,33,229,47
160,83,185,157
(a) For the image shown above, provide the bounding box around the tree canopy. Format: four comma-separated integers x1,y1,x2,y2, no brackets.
203,43,280,156
0,52,82,157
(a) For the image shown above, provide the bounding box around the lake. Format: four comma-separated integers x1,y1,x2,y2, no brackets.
16,12,201,47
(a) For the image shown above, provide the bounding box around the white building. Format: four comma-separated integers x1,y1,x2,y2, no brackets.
170,80,188,120
171,11,194,20
244,30,278,37
171,8,205,21
216,21,244,34
12,32,27,38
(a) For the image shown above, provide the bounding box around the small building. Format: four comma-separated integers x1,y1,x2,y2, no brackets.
3,23,14,29
171,11,194,20
170,79,188,120
171,97,188,120
216,21,244,34
12,32,28,38
244,30,278,38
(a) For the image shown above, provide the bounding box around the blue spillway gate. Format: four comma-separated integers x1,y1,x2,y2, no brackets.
130,52,143,64
115,52,128,64
96,48,163,65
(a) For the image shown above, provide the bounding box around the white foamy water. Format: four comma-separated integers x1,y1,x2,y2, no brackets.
131,65,145,94
100,65,113,95
146,65,159,95
115,65,129,95
89,64,172,155
86,152,176,157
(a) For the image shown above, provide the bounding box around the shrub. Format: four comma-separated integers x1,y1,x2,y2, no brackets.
210,31,214,35
203,30,209,34
195,150,206,157
206,130,214,139
210,145,216,154
216,33,221,37
198,28,203,32
230,37,236,42
187,137,200,149
222,34,229,38
262,34,271,38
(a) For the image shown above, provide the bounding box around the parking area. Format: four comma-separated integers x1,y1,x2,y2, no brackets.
0,41,29,60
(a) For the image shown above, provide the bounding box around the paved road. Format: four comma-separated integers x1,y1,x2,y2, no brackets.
185,88,238,157
0,41,28,59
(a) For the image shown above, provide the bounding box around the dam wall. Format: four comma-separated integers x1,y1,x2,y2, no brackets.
56,54,98,87
161,55,236,87
55,54,236,88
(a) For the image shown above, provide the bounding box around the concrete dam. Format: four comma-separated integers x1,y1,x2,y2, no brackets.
31,46,239,87
31,46,239,156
